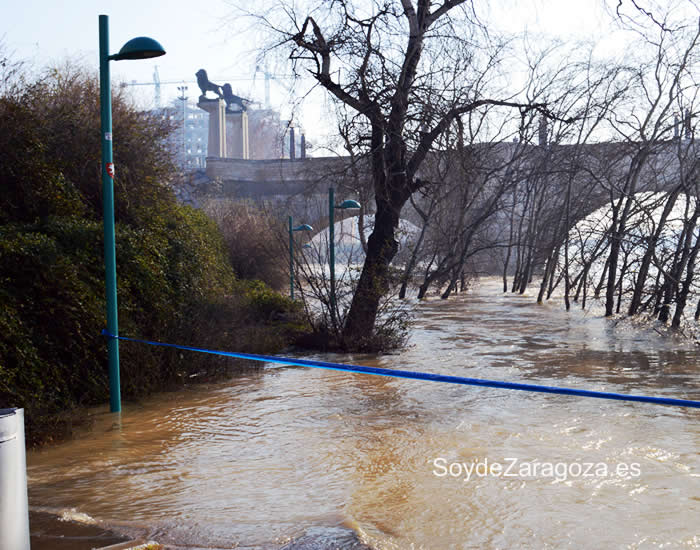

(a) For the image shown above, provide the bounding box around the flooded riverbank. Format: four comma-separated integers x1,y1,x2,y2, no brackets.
27,279,700,548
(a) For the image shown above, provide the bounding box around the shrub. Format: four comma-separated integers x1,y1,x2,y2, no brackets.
203,200,288,290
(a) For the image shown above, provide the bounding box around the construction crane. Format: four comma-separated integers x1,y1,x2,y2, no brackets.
254,64,295,110
120,68,197,109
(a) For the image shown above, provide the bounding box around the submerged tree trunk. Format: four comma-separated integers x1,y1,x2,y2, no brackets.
605,199,626,316
658,204,698,324
595,255,610,298
503,188,517,292
629,188,682,315
343,195,402,345
398,195,433,299
537,246,559,304
672,228,700,328
605,150,649,316
398,218,427,299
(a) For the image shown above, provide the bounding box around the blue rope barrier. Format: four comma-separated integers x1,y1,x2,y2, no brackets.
101,330,700,409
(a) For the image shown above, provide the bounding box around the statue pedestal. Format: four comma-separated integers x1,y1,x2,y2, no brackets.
197,99,227,158
226,111,249,160
197,99,249,160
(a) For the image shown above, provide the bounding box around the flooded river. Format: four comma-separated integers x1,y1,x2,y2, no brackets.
27,279,700,549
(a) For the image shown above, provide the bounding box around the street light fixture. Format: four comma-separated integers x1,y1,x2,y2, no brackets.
328,187,361,327
100,14,165,413
289,217,313,300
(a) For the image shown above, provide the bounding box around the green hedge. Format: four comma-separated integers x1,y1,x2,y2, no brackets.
0,207,305,444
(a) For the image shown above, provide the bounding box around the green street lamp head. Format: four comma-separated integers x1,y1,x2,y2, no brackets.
336,199,361,210
293,224,313,232
110,37,166,61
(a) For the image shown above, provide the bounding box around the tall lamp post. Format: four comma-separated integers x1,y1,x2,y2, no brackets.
100,14,165,413
328,187,361,326
289,217,313,300
177,84,188,168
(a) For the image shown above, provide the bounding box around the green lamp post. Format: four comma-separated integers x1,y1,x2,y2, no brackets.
289,217,313,300
328,187,361,327
99,15,165,413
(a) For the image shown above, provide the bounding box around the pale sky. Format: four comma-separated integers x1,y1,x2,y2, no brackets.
1,1,266,104
1,0,685,144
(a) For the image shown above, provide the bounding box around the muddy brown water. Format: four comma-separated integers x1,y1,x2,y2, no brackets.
27,279,700,549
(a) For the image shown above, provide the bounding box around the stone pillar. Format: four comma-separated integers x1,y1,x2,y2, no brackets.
538,117,548,147
226,111,249,159
198,99,227,158
289,127,296,160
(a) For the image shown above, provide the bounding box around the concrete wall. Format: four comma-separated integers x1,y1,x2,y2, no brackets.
205,156,350,184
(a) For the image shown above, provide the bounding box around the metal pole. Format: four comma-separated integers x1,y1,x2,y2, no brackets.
329,187,336,326
182,91,187,166
100,15,121,413
178,84,188,168
0,408,30,550
289,216,294,300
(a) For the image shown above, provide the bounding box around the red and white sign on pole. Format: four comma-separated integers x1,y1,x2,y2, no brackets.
106,163,115,178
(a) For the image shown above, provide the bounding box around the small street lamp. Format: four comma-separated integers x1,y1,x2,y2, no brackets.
289,216,313,300
100,14,165,413
328,187,361,327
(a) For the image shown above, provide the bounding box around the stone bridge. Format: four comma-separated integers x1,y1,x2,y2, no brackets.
536,140,699,228
176,100,697,238
174,97,699,239
176,100,698,239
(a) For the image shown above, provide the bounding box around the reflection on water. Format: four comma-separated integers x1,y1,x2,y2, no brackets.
27,279,700,549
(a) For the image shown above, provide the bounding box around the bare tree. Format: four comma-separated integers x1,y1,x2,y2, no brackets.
261,0,561,348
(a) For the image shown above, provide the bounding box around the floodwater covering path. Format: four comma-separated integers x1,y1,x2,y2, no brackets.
27,279,700,549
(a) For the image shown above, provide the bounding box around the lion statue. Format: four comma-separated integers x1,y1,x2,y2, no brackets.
195,69,223,101
222,83,248,112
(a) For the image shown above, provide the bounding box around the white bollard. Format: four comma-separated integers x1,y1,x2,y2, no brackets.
0,408,31,550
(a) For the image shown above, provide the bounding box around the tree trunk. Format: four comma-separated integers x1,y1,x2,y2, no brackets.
616,251,631,314
658,210,697,323
595,255,610,298
417,279,430,300
605,153,648,315
537,248,557,304
604,198,626,316
503,189,517,292
398,209,429,299
672,231,700,328
605,230,621,316
343,196,401,346
629,188,681,315
441,277,457,300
